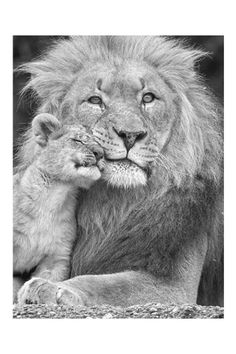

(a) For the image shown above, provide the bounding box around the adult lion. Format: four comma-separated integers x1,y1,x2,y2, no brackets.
15,36,223,306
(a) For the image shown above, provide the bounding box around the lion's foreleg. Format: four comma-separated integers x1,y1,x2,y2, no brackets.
53,271,191,306
57,236,208,306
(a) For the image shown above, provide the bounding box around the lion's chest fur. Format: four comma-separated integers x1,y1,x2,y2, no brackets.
74,181,155,274
77,182,140,240
73,179,214,277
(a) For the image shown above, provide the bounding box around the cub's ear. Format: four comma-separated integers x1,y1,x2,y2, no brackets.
32,113,62,147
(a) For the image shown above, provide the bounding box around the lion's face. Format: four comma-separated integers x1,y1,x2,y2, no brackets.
61,61,177,188
20,37,221,190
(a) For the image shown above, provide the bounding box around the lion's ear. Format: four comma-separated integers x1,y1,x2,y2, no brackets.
32,113,62,147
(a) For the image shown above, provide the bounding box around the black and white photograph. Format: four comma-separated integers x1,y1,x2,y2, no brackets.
13,35,224,319
2,0,236,353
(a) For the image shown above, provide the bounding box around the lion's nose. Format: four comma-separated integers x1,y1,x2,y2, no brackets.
114,128,147,151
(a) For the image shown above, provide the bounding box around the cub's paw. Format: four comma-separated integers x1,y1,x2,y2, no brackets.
17,277,58,305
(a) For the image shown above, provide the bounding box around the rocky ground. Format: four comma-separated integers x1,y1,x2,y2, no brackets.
13,303,224,319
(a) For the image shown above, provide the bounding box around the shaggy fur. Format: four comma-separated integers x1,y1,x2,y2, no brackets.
15,36,223,306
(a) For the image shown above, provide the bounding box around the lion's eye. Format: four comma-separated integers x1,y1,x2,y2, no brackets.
142,93,156,104
88,96,103,105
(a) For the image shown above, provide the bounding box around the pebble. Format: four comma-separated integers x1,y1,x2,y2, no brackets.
102,313,113,319
149,307,158,312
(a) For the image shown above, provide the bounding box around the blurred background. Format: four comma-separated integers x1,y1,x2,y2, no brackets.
13,36,224,154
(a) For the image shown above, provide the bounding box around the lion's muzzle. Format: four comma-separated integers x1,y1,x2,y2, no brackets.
113,127,147,151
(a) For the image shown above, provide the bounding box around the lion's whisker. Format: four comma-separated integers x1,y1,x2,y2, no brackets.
156,154,172,174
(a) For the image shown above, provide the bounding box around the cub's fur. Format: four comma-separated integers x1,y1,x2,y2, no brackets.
14,113,103,301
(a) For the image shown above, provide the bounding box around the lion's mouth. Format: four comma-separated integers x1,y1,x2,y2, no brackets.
100,158,150,187
106,158,141,168
105,158,151,177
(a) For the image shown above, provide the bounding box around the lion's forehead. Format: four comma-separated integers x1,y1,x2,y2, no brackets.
77,60,170,97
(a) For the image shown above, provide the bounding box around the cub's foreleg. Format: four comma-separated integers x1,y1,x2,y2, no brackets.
32,255,71,282
13,276,25,303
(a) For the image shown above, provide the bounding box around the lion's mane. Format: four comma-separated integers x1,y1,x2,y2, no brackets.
16,36,223,305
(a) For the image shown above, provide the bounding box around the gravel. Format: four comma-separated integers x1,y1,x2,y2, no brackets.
13,303,224,319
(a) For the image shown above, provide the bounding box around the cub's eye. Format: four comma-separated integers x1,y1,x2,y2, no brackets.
88,96,103,105
142,92,156,104
71,138,83,144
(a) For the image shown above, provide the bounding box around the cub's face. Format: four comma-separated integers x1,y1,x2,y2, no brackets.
61,61,178,188
36,123,103,188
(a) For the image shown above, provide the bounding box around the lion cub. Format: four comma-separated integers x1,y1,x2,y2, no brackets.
13,113,103,298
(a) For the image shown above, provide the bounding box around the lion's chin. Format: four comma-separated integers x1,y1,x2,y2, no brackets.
101,160,147,188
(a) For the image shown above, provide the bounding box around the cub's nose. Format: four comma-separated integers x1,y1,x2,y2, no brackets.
89,144,104,161
114,128,147,151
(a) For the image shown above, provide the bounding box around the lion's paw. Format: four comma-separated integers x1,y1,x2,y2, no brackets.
56,288,82,306
17,277,58,305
